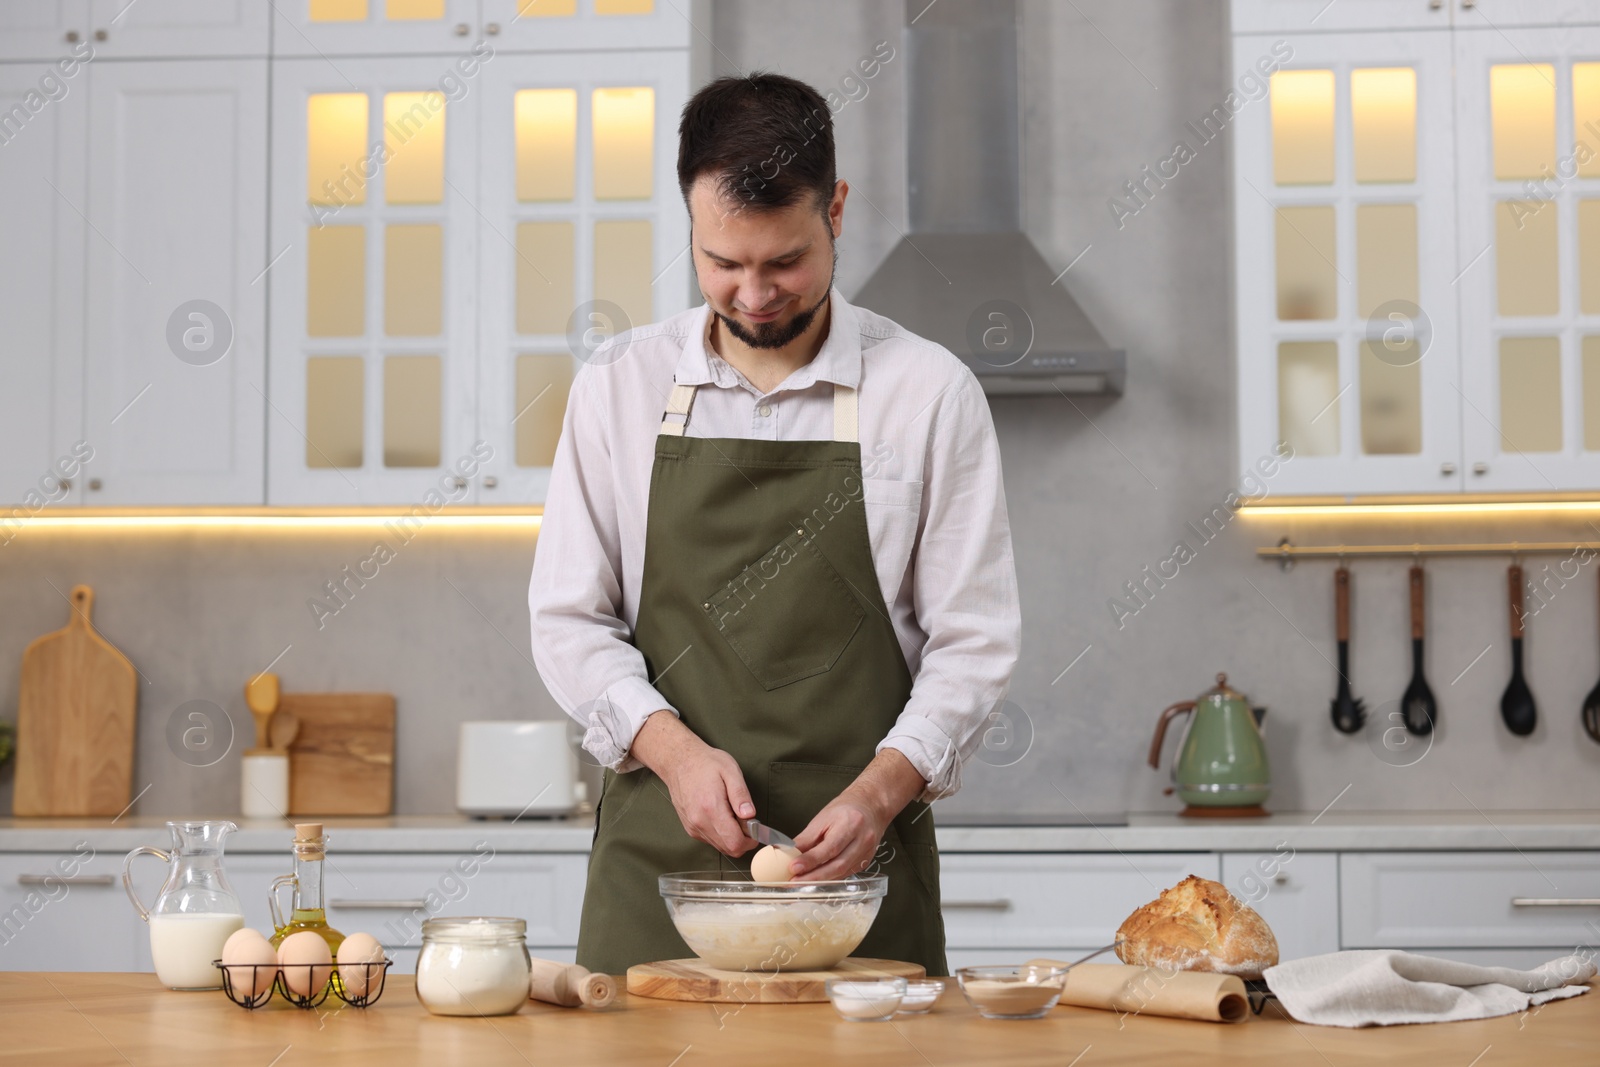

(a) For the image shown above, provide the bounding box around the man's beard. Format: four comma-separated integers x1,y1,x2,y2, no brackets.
714,246,837,350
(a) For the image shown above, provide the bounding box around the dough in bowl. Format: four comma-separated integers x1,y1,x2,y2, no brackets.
1115,874,1279,980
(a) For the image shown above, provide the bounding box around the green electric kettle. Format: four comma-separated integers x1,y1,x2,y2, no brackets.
1147,672,1270,818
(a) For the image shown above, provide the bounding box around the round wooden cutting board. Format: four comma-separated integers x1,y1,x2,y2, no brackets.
627,957,926,1003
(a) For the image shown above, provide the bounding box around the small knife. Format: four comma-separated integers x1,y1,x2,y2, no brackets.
743,817,798,850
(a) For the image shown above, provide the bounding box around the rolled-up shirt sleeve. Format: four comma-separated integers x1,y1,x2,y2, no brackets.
528,368,673,772
876,369,1021,802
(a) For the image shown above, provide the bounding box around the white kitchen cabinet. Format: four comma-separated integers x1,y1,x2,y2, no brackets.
1230,0,1452,35
481,0,693,53
85,0,271,58
267,56,484,506
1468,2,1600,28
208,852,587,977
0,850,140,972
268,46,690,505
938,853,1219,950
271,0,481,57
472,51,691,505
1342,850,1600,948
1453,26,1600,492
0,1,91,61
1233,29,1463,496
0,62,90,512
1221,850,1339,962
81,59,269,505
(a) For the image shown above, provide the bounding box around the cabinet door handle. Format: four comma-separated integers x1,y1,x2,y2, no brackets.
942,899,1013,911
329,898,429,910
1511,897,1600,907
17,874,115,886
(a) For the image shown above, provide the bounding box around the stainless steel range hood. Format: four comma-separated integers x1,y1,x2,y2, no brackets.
854,0,1125,396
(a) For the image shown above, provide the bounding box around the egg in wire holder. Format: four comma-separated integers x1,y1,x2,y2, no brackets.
213,959,394,1010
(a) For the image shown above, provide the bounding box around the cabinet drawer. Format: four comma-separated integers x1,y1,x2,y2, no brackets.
0,849,138,972
1342,852,1600,948
937,854,1218,949
1221,851,1339,962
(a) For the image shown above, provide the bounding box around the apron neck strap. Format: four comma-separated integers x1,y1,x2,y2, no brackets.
659,382,858,443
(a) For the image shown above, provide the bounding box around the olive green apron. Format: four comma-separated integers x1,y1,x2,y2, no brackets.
575,377,946,976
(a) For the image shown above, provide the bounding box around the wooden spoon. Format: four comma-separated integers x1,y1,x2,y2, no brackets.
1400,565,1437,736
1500,564,1537,737
245,672,280,749
268,708,300,752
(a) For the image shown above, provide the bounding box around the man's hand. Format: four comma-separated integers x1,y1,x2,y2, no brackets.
790,749,927,882
630,710,756,857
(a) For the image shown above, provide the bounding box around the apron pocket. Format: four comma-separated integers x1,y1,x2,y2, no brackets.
704,532,866,691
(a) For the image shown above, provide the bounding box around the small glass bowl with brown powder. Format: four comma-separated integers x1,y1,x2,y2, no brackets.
954,965,1068,1020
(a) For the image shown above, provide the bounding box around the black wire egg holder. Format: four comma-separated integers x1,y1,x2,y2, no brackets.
211,959,394,1010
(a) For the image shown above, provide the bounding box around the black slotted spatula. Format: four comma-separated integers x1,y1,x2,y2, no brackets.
1331,566,1365,733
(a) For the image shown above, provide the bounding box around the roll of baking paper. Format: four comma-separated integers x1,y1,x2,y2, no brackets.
1026,960,1251,1024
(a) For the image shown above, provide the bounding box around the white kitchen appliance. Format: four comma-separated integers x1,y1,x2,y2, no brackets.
456,721,583,817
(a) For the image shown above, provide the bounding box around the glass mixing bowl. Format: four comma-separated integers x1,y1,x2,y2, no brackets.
659,871,888,971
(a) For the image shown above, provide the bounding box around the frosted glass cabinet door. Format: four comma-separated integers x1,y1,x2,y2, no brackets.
1232,30,1461,495
472,51,690,505
0,63,89,511
0,1,90,61
272,0,483,56
1455,27,1600,491
81,60,269,505
268,58,480,505
85,0,271,57
481,0,693,52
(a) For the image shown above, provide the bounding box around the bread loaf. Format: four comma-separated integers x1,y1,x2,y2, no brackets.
1114,875,1279,980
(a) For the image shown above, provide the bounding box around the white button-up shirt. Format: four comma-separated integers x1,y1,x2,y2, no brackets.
527,288,1020,802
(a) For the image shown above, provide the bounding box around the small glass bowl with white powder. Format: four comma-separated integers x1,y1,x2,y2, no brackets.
825,977,907,1021
415,917,531,1017
660,871,887,971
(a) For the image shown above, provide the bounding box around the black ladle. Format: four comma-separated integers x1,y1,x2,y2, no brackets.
1501,563,1538,737
1401,564,1437,735
1331,566,1365,733
1582,570,1600,745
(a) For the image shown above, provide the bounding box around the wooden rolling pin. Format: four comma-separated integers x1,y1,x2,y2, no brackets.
529,957,617,1009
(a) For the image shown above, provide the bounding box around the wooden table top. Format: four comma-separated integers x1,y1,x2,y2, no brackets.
5,972,1598,1066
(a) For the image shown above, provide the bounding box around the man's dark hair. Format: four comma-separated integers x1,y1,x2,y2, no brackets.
677,73,836,217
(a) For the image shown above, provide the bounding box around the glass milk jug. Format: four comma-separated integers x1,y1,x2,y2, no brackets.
122,820,244,990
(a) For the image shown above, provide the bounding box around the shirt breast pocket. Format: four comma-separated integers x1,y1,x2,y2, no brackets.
863,478,924,609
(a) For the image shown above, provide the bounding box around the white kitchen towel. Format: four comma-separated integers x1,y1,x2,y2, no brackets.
1263,950,1596,1028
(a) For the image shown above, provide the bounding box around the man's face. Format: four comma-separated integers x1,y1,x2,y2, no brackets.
688,176,846,350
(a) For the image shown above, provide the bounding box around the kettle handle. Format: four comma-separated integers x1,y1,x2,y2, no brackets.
1148,701,1196,769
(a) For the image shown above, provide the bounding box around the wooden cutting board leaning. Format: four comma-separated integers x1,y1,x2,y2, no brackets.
281,692,396,816
13,585,138,816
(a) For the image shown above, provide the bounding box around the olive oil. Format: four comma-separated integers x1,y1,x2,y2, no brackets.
268,823,346,954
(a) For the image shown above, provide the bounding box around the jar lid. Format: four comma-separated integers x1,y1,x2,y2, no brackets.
421,916,527,942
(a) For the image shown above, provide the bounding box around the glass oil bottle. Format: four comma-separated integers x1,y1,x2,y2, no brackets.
269,822,346,954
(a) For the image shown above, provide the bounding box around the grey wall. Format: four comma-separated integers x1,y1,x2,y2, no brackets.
4,0,1600,821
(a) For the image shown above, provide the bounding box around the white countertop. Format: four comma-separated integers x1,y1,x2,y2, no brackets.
4,809,1600,853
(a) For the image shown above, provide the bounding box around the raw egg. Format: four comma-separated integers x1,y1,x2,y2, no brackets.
278,931,333,998
750,844,801,884
336,932,386,998
221,928,278,999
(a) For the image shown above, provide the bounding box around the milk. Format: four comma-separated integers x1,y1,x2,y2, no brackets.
149,912,245,989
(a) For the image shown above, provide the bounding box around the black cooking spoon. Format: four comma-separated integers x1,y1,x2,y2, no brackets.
1331,566,1365,733
1501,563,1538,737
1583,569,1600,745
1401,564,1437,736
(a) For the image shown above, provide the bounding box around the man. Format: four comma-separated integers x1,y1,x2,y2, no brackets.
528,72,1019,976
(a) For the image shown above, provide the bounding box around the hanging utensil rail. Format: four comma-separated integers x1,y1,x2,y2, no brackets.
1258,539,1600,569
